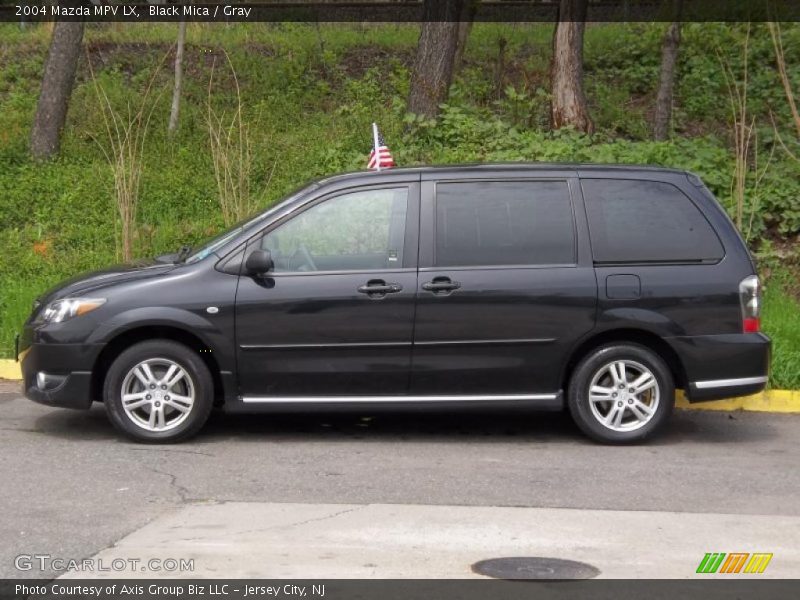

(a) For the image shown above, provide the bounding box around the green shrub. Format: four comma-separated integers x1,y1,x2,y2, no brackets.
2,21,800,384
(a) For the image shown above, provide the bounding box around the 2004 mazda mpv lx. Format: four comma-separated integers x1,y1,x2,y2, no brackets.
18,164,770,444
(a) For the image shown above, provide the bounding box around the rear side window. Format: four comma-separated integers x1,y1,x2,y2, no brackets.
582,179,724,264
434,181,575,267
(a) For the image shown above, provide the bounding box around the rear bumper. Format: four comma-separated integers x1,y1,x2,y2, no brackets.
19,339,103,410
667,333,771,402
688,375,768,401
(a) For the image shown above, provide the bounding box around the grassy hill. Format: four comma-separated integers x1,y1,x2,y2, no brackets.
1,22,798,386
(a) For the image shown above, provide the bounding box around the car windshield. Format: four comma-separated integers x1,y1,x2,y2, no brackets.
184,213,268,264
184,184,317,264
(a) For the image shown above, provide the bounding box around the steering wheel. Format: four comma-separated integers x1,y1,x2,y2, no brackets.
296,243,318,271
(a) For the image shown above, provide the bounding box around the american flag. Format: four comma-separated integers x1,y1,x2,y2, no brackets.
368,123,396,171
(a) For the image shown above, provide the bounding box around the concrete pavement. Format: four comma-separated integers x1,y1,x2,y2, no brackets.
2,382,800,579
60,502,800,579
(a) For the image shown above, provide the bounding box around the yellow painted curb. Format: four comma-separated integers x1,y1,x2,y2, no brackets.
675,389,800,413
0,358,798,412
0,359,21,380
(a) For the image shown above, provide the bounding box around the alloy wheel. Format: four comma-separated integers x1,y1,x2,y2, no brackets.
120,358,195,432
587,359,660,432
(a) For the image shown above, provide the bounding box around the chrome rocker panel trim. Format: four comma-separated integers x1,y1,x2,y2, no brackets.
693,376,768,390
241,393,560,404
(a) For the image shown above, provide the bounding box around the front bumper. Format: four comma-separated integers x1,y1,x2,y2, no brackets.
667,333,771,402
20,340,104,410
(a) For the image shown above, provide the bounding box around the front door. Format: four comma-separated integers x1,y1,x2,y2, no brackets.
411,178,597,396
235,183,419,397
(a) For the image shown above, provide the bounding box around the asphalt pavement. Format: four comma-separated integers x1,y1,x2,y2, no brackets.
2,382,799,579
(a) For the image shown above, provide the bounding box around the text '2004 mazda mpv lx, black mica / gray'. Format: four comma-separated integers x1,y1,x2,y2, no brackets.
17,164,770,444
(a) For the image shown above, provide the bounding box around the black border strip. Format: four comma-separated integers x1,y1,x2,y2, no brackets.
3,1,800,23
2,579,800,600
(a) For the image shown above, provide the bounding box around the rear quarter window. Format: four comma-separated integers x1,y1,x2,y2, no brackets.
434,180,575,267
581,178,724,264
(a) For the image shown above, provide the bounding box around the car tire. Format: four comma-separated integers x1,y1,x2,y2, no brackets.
567,343,674,444
103,340,214,443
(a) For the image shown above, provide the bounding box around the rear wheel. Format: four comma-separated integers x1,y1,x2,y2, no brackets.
103,340,213,443
567,343,674,444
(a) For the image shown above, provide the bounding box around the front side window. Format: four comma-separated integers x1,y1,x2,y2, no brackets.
185,184,315,264
261,187,408,273
582,179,724,264
434,180,575,267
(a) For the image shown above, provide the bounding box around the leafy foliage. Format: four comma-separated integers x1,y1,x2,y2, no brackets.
0,22,799,388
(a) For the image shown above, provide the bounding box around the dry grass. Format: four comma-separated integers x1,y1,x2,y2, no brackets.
206,51,256,227
88,51,167,261
717,26,773,243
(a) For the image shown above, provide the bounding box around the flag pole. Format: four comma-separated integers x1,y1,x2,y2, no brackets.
372,122,381,172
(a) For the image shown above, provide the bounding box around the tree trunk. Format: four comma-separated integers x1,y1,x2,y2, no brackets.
168,21,187,136
767,21,800,140
494,37,508,99
550,0,593,133
30,22,84,160
653,3,682,141
453,0,478,71
407,0,463,119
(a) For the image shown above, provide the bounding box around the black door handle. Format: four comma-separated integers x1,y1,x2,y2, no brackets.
357,280,403,297
422,277,461,295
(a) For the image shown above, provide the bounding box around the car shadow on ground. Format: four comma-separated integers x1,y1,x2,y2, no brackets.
26,402,783,447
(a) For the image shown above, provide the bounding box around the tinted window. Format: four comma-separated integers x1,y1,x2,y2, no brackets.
434,181,575,267
582,179,724,263
261,187,408,272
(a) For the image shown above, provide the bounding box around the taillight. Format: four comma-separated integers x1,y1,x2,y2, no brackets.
743,317,760,333
739,275,760,333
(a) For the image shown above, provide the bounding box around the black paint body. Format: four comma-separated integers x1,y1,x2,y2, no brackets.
18,164,770,413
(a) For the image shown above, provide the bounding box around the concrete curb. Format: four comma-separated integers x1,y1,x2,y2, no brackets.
674,389,800,413
1,359,798,413
0,359,20,380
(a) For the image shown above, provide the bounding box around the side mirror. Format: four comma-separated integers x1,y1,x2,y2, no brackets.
245,249,274,275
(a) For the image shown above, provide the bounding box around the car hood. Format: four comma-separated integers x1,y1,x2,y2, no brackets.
37,259,179,305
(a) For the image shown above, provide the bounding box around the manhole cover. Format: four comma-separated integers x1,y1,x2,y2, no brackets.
472,556,600,580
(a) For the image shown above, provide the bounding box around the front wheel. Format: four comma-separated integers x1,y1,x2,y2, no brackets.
567,343,674,444
103,340,214,443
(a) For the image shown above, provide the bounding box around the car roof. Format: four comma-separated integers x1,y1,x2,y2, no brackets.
314,163,690,186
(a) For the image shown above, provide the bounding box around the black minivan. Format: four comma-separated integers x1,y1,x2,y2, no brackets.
18,164,770,444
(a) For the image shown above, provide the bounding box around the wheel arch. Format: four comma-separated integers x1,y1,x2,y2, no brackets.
91,325,225,405
561,328,688,393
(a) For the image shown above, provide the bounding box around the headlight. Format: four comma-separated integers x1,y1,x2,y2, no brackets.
41,298,106,324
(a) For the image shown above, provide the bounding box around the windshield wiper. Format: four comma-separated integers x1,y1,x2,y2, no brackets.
175,245,193,263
